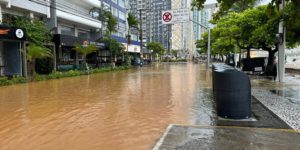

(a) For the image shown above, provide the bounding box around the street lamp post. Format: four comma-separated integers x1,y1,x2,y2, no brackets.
138,9,151,60
278,0,285,82
139,9,143,58
190,20,211,68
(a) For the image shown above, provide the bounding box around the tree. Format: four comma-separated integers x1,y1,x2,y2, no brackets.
103,11,118,68
26,44,52,80
192,0,260,20
171,50,178,59
3,15,52,46
127,13,139,45
73,44,97,71
99,38,125,61
146,42,165,61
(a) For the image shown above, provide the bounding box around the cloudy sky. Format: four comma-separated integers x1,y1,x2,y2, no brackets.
205,0,271,5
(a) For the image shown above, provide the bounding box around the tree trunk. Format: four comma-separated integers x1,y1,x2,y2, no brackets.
238,48,242,67
265,50,276,75
82,57,89,73
27,59,36,81
246,48,251,59
221,55,224,62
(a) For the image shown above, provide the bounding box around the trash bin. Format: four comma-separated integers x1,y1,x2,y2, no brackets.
213,64,251,119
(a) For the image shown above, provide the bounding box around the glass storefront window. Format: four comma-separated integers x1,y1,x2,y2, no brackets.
60,26,75,36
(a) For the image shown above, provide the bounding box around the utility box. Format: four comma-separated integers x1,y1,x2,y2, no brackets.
212,64,251,119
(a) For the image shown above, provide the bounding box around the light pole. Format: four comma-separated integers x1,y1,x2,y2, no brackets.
138,9,151,59
278,0,285,82
190,20,211,68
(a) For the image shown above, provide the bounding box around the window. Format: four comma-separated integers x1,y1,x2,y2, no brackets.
60,26,75,36
111,7,118,17
119,0,125,7
78,30,90,39
119,11,126,20
112,0,118,4
103,2,110,10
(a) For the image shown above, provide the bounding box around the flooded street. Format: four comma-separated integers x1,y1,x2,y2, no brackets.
0,63,213,150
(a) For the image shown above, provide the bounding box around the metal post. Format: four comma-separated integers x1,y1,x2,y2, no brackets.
278,0,285,82
139,9,143,58
207,28,211,68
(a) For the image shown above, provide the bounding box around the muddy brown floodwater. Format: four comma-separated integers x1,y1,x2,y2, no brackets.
0,63,213,150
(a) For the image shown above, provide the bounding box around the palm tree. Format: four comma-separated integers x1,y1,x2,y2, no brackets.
73,44,97,71
126,13,139,64
127,13,139,45
26,44,52,80
103,11,118,68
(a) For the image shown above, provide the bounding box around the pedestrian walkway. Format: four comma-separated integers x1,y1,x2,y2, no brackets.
153,125,300,150
251,74,300,130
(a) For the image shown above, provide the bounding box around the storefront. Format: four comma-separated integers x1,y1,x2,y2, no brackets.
0,25,26,76
53,34,104,70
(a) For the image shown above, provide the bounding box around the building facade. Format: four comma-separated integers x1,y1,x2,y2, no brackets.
0,0,52,76
0,0,144,76
129,0,171,50
103,0,141,56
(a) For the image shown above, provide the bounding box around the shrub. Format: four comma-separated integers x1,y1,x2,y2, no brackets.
0,77,12,86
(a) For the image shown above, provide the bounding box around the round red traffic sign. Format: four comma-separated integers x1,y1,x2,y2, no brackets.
163,12,172,22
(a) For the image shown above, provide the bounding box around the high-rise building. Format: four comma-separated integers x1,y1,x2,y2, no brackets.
129,0,171,50
171,0,195,58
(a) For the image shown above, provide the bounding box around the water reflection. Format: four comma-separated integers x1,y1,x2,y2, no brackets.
0,63,214,150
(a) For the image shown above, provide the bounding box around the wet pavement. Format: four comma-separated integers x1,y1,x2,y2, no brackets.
154,125,300,150
251,74,300,130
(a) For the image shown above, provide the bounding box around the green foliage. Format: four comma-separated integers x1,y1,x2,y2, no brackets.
26,44,52,61
282,2,300,47
192,0,259,20
104,11,118,35
48,70,82,79
0,76,28,86
35,58,54,74
127,13,139,44
0,66,132,87
3,15,52,46
146,42,165,56
163,59,188,62
127,13,139,29
171,50,178,58
99,38,125,56
73,44,97,57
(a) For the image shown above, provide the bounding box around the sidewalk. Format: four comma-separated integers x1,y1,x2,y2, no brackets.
251,75,300,130
154,125,300,150
285,64,300,74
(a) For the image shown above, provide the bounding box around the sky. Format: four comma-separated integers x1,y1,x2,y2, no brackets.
205,0,271,5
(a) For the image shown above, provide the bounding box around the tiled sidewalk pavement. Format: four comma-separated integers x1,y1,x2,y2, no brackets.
252,89,300,130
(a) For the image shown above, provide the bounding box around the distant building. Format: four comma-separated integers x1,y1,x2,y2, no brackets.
129,0,171,50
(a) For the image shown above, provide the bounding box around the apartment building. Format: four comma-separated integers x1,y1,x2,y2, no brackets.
102,0,140,55
129,0,171,50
